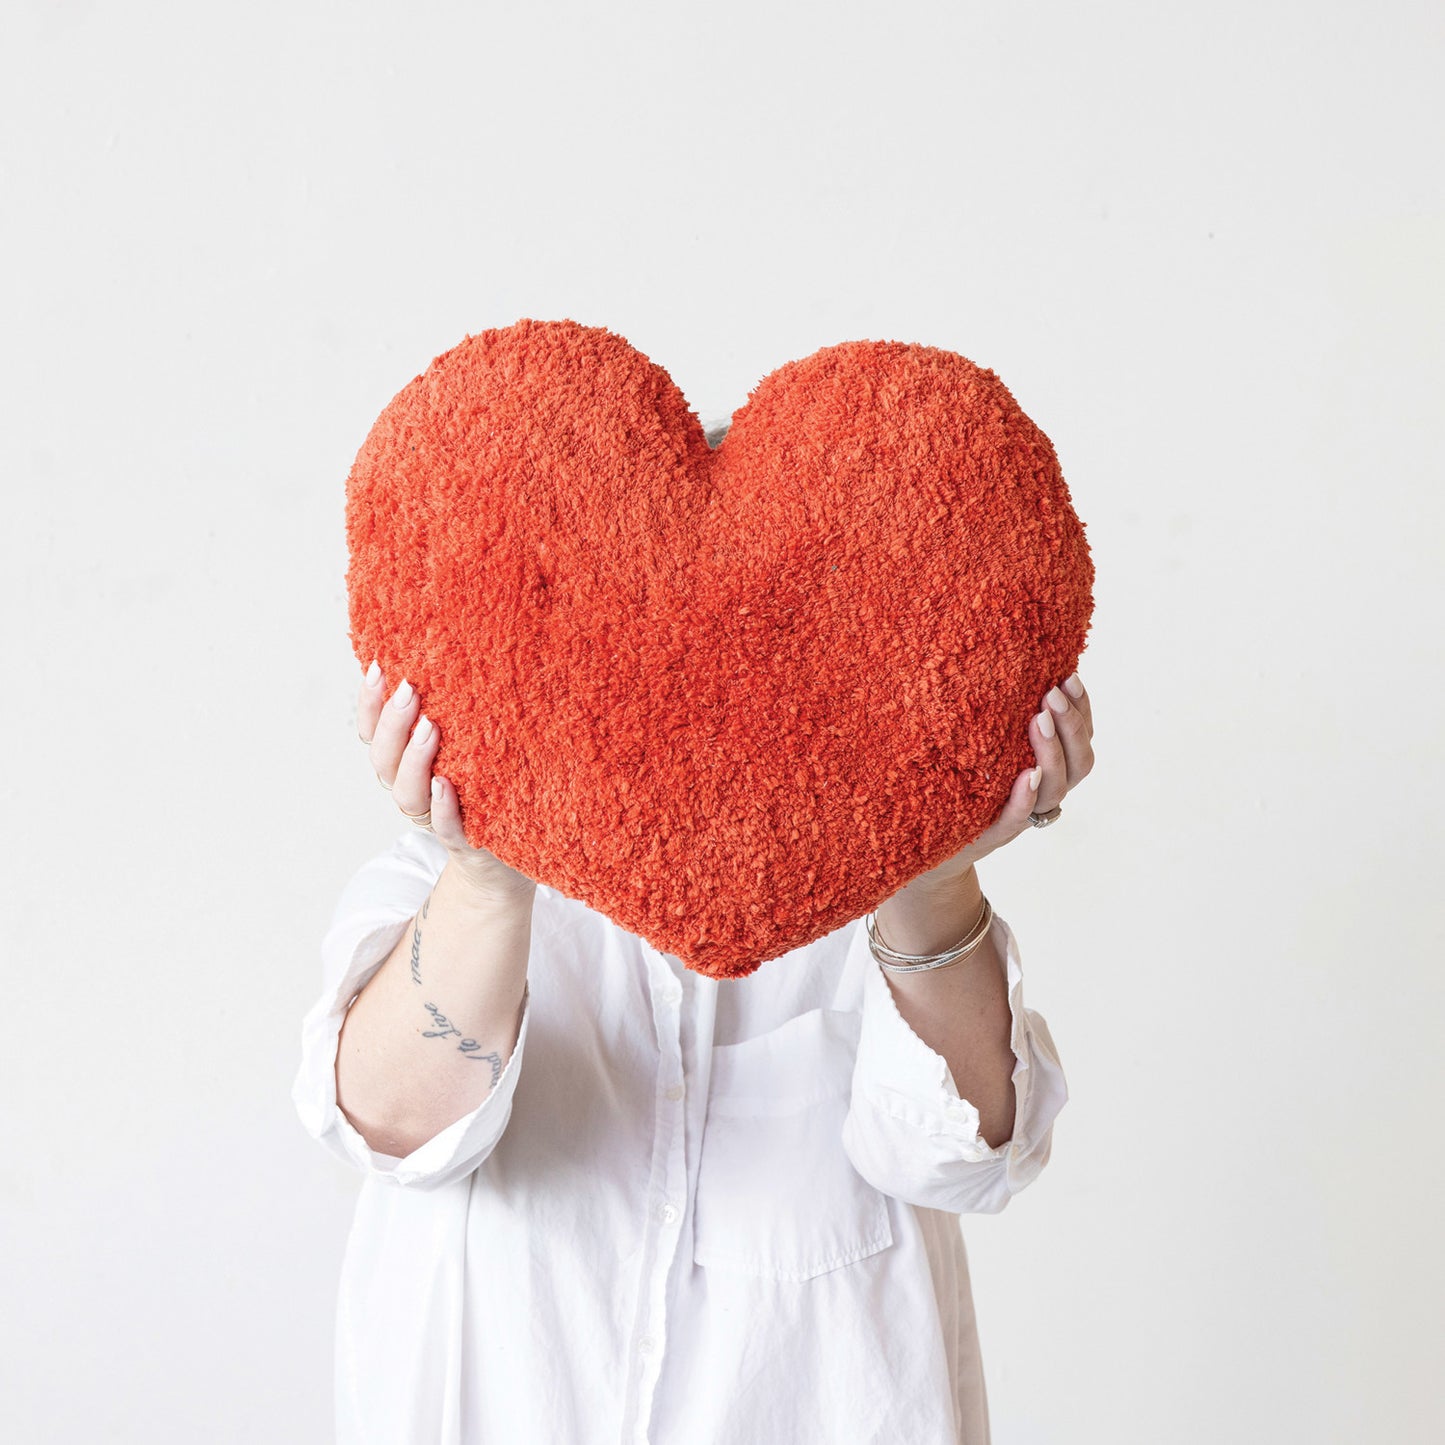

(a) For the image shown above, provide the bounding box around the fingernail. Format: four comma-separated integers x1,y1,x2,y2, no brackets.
1045,686,1069,715
365,659,381,686
1029,766,1042,791
1038,709,1056,739
413,714,432,744
432,776,445,799
1064,672,1084,699
392,678,414,709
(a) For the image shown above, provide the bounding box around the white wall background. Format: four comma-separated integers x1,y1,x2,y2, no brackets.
3,2,1440,1441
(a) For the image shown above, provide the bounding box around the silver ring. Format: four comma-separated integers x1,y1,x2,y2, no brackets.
1028,806,1063,827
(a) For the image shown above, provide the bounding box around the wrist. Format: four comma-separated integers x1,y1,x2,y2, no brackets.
439,857,537,917
875,865,984,958
892,860,980,907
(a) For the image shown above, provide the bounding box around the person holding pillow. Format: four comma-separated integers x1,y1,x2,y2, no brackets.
293,616,1088,1444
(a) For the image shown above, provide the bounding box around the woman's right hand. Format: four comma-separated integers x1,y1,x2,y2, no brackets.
357,660,538,904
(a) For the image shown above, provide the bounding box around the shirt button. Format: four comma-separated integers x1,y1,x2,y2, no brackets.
639,1334,657,1355
664,1083,684,1102
659,1201,680,1224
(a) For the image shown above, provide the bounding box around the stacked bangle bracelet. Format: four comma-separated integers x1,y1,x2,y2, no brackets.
865,895,995,974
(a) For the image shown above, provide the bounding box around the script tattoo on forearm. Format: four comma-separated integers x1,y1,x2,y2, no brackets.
422,1004,504,1086
410,895,430,988
409,896,429,986
409,893,504,1086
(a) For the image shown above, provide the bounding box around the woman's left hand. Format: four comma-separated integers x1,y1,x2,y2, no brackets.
909,671,1096,891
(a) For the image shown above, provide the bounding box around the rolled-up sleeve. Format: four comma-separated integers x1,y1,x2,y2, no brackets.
841,909,1067,1216
291,828,531,1190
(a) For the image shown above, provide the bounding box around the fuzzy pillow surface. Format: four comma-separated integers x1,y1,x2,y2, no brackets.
345,318,1094,978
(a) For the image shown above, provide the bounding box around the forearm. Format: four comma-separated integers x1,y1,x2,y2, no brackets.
872,866,1017,1149
335,860,534,1157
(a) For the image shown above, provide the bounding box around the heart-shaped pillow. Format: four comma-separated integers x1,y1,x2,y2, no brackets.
345,318,1094,978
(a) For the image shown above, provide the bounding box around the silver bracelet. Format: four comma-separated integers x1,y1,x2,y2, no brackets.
865,895,994,973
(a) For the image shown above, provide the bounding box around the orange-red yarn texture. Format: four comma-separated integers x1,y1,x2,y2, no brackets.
345,318,1094,979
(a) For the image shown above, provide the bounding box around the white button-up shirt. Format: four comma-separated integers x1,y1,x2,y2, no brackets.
292,828,1068,1445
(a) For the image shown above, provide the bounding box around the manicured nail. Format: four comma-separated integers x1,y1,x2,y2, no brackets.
365,659,381,686
1045,686,1069,715
1029,766,1043,791
392,678,414,709
1037,709,1056,739
432,776,445,799
1064,672,1084,699
413,714,432,744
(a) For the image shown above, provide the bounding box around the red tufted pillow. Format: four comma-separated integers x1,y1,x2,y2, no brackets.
345,318,1094,978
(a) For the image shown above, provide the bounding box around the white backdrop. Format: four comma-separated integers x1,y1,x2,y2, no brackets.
3,2,1441,1441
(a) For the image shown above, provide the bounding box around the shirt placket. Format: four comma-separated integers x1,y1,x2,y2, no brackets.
622,943,691,1445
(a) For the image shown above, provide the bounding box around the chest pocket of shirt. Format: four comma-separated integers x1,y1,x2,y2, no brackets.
692,1005,894,1282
